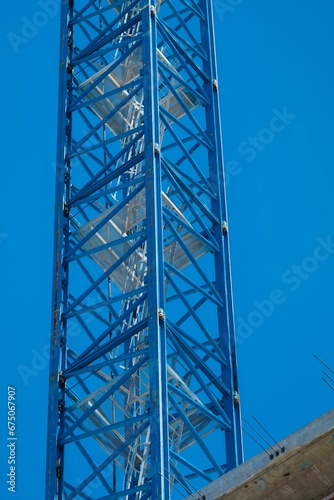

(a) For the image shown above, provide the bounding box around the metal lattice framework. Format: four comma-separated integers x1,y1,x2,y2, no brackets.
46,0,243,498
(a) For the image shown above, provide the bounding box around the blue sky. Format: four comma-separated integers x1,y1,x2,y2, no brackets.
1,1,334,499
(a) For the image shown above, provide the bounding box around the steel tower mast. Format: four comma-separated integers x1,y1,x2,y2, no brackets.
46,0,243,498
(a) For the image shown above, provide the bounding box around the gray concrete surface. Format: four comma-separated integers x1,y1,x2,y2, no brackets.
186,408,334,500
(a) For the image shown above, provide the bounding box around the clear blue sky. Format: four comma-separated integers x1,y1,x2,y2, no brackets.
1,1,334,499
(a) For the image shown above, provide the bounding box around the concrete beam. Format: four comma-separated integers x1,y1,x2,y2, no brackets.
186,408,334,500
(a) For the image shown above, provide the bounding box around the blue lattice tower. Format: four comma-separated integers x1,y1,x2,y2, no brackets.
46,1,243,498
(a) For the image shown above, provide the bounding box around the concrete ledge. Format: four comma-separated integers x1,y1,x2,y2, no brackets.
186,408,334,500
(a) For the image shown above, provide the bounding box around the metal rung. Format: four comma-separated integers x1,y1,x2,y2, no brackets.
78,45,199,138
72,190,209,293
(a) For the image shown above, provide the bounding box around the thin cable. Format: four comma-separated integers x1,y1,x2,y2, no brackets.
242,417,278,455
322,370,334,384
313,353,334,375
321,376,334,391
242,427,274,459
251,415,285,452
182,472,206,499
158,472,199,500
166,466,206,500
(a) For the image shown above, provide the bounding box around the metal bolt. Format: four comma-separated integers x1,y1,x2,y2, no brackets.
59,374,66,388
56,458,61,478
212,79,218,90
222,221,228,233
158,308,165,322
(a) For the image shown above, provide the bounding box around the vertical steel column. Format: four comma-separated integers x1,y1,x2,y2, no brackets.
46,1,71,498
141,1,170,497
199,0,243,469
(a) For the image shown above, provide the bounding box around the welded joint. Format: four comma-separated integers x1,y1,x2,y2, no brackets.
222,221,228,234
212,79,218,90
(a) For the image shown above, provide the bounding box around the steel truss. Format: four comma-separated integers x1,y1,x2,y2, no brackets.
46,0,243,498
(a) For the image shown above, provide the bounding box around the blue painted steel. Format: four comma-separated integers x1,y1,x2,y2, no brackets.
46,0,243,498
141,2,170,498
46,0,70,496
199,0,243,468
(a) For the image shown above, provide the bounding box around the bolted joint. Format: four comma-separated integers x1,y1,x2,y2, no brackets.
212,79,218,91
150,5,156,16
222,221,228,233
154,143,160,155
233,391,240,405
63,204,70,217
58,399,64,412
158,308,165,323
58,374,66,388
56,458,62,479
